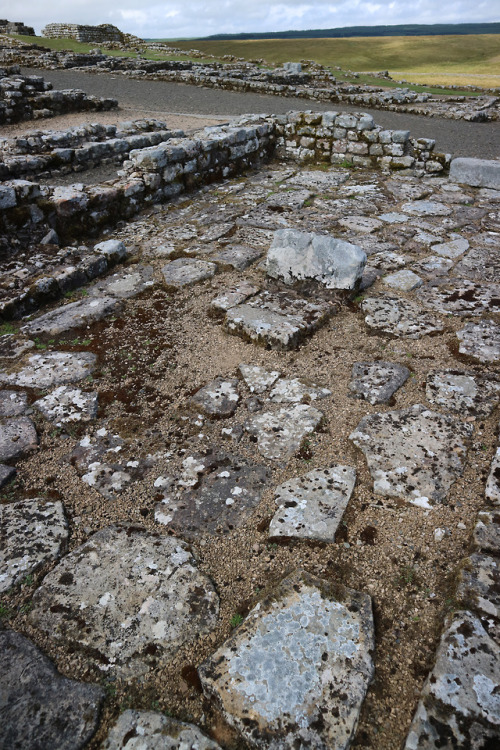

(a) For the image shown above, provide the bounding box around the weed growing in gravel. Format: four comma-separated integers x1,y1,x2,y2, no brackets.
0,602,12,619
398,565,417,586
230,613,243,628
0,322,16,335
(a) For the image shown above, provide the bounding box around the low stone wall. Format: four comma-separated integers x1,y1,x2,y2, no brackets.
42,23,126,44
0,20,35,36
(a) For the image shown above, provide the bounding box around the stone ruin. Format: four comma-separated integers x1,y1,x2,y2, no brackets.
42,22,142,47
0,19,35,36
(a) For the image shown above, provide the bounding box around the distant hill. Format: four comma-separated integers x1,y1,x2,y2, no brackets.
200,22,500,41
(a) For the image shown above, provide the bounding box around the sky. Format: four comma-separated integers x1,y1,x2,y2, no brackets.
6,1,499,40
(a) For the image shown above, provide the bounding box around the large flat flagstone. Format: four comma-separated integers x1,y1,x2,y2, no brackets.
89,265,155,298
0,390,27,417
450,157,500,189
269,465,356,542
349,361,410,405
22,296,122,336
34,386,98,426
224,291,334,350
456,320,500,363
0,630,104,750
268,377,331,403
474,511,500,554
453,242,500,283
0,351,96,388
210,245,262,270
154,452,270,540
0,499,68,593
404,612,500,749
245,404,324,461
350,404,472,508
238,364,281,394
162,258,217,289
29,525,219,675
190,378,240,418
0,416,37,462
102,711,222,750
457,554,500,619
426,371,500,417
362,296,444,339
401,200,452,217
198,570,374,750
418,280,500,316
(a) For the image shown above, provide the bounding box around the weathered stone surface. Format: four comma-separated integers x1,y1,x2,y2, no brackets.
453,242,500,283
418,280,500,316
154,453,270,539
22,296,122,336
0,352,96,388
378,212,409,224
269,465,356,542
93,239,128,262
209,283,259,316
486,445,500,505
404,613,500,749
0,416,37,462
0,630,104,750
456,320,500,363
225,291,334,350
34,386,98,426
0,390,27,417
245,404,324,460
362,296,444,339
29,526,219,675
432,237,469,258
210,244,262,270
426,371,500,417
0,464,15,488
401,200,452,217
102,710,222,750
199,570,374,750
89,265,155,299
474,511,500,554
267,229,366,290
382,270,423,291
458,554,500,619
349,361,410,405
350,404,472,508
412,256,453,276
0,498,68,593
162,258,217,289
269,377,331,403
338,216,383,234
450,157,500,189
190,378,240,418
288,169,349,189
238,363,281,394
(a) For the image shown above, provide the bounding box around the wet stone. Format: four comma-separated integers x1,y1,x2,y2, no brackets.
199,570,374,750
210,244,262,270
418,280,500,316
0,630,104,750
0,498,68,593
29,525,219,676
456,320,500,363
225,291,334,350
0,351,96,389
349,361,410,405
269,465,356,542
102,710,222,750
404,612,500,749
457,554,500,619
155,452,270,540
426,371,500,417
268,377,331,403
245,404,324,461
382,270,423,291
34,386,99,426
89,265,155,299
0,416,37,462
162,258,217,289
190,378,240,418
209,283,259,316
238,363,281,394
22,296,122,336
401,200,452,217
362,296,444,339
0,390,27,417
474,512,500,555
486,445,500,505
350,404,472,508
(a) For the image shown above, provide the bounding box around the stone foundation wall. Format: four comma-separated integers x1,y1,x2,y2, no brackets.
42,23,125,43
0,20,35,36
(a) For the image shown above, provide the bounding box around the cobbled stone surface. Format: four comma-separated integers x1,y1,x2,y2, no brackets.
245,404,324,460
456,320,500,362
0,352,96,388
102,710,222,750
418,280,500,317
362,296,444,338
22,296,123,336
0,390,27,417
162,258,217,289
457,553,500,619
268,377,331,403
0,416,37,461
190,377,240,418
238,363,281,394
474,511,500,554
349,361,410,404
34,385,98,426
426,371,500,417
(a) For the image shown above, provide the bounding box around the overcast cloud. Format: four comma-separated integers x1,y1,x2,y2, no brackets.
7,1,498,39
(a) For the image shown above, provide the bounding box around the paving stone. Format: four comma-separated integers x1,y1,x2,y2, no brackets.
453,243,500,283
349,361,410,405
450,157,500,189
238,364,281,394
265,189,313,210
209,283,259,316
210,244,262,270
0,351,96,389
102,710,222,750
287,169,349,189
412,256,453,276
378,212,409,224
0,498,68,593
155,452,270,540
34,386,98,426
382,270,423,291
245,404,324,461
338,216,383,233
426,371,500,417
456,320,500,363
432,237,469,258
0,630,104,750
401,200,452,217
190,378,240,418
362,296,444,339
200,222,234,242
268,377,331,403
350,404,472,508
418,280,500,316
0,416,37,462
486,444,500,505
0,335,34,360
89,265,155,298
267,229,366,290
474,511,500,555
404,612,500,750
29,525,219,676
199,569,374,750
368,250,407,271
94,239,128,262
458,554,500,619
0,464,15,488
0,390,27,417
22,296,122,336
225,291,334,350
162,258,217,289
269,465,356,542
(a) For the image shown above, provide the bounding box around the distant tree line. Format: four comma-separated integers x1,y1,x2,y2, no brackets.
200,22,500,41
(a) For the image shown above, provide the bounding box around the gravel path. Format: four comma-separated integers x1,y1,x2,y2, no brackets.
23,67,500,160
